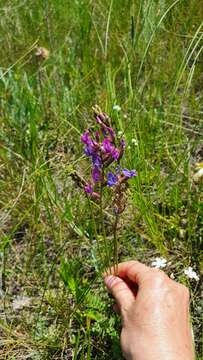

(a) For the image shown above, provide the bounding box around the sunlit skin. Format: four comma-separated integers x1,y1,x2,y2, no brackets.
104,261,194,360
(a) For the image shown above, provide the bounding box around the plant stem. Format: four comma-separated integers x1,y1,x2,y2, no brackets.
113,212,119,276
88,198,104,273
99,184,111,271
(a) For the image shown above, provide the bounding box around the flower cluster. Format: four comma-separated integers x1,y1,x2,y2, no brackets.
184,266,199,281
151,257,167,269
80,108,137,209
151,260,200,282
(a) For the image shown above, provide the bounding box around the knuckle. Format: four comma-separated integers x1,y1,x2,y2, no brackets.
142,268,169,288
152,269,169,284
148,270,170,289
172,282,190,302
128,260,140,268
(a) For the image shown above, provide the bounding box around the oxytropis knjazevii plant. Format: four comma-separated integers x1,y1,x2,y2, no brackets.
77,106,137,273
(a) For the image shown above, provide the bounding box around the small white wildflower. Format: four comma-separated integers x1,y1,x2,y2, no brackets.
127,145,131,150
193,168,203,183
117,130,123,137
131,138,138,146
184,267,199,281
112,104,121,112
179,229,186,239
151,257,167,269
12,296,31,311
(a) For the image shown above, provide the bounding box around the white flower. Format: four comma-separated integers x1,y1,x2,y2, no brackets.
151,257,167,269
112,104,121,112
131,138,138,146
117,130,123,137
193,168,203,183
184,267,199,281
12,296,31,311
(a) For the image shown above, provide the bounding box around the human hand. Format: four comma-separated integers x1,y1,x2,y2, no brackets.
104,261,194,360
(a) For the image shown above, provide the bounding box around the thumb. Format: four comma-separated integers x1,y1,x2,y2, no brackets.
104,275,135,310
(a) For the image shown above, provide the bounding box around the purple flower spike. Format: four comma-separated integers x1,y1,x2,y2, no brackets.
92,167,103,183
84,183,93,193
107,172,118,187
122,168,137,178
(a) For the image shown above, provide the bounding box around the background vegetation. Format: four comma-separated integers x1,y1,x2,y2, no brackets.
0,0,202,358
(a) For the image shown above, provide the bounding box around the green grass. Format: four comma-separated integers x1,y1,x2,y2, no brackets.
0,0,202,358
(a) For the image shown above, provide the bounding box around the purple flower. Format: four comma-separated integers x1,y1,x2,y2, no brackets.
101,138,119,161
84,144,95,157
107,172,118,187
122,168,137,178
84,183,93,193
111,148,120,160
101,126,115,140
92,154,102,168
102,138,113,153
82,130,98,158
81,131,92,145
103,126,115,140
92,167,103,183
84,184,100,200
